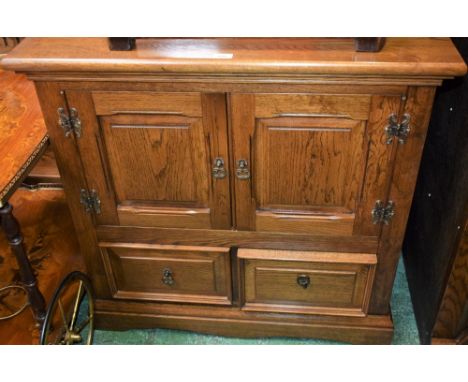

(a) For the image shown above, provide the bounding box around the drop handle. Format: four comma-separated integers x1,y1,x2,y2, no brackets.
162,268,175,286
212,157,227,179
236,159,250,180
297,275,310,289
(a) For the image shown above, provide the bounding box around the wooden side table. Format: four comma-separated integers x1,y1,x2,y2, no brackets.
0,68,48,323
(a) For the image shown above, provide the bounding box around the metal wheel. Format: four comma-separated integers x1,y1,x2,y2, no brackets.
40,271,94,345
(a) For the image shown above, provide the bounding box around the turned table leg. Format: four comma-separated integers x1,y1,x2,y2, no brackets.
0,201,46,324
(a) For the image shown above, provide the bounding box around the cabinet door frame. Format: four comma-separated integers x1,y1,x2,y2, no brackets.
229,92,402,239
64,90,232,230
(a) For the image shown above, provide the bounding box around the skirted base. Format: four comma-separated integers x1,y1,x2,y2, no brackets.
95,299,393,345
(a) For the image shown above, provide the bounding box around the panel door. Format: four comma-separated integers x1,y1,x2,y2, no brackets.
65,90,231,229
230,93,402,237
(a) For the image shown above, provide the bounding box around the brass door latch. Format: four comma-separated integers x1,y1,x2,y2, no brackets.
212,157,227,179
236,159,250,180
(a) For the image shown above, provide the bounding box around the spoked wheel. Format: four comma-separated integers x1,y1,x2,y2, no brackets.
40,271,94,345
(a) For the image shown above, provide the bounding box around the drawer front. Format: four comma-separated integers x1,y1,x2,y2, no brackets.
239,249,376,317
100,243,232,305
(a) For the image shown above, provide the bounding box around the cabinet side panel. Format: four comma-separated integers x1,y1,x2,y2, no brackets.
65,90,120,225
33,82,111,298
369,86,436,314
353,95,402,237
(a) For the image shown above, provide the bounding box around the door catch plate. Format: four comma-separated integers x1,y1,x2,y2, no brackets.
212,157,227,179
236,159,250,180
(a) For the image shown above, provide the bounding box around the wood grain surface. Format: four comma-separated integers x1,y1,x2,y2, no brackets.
2,38,466,78
0,69,47,201
5,38,465,344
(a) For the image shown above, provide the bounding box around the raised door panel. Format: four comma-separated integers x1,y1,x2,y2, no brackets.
231,93,401,238
65,91,231,230
255,116,366,235
101,113,210,227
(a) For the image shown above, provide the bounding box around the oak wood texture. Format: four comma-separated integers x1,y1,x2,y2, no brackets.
97,225,379,253
238,249,376,317
66,90,231,230
4,38,466,344
231,93,401,237
33,81,112,299
369,86,437,314
0,69,48,202
95,299,394,344
403,38,468,344
99,243,232,305
2,38,466,78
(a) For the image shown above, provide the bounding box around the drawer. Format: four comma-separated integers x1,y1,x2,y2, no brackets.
238,249,376,317
100,243,232,305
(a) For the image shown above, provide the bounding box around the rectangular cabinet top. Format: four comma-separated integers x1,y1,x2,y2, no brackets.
1,38,466,78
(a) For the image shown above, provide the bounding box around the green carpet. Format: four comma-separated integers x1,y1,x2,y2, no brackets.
93,258,420,344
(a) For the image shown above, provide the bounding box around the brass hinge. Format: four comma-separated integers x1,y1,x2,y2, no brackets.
58,107,82,138
80,189,101,214
371,200,395,225
385,113,410,144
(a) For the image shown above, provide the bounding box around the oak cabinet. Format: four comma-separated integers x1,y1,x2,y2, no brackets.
3,37,466,344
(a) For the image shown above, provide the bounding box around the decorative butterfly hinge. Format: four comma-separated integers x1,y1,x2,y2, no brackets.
385,113,411,144
58,107,82,138
371,200,395,225
80,189,101,214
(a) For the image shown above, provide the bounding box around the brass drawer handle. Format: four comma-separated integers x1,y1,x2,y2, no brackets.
236,159,250,180
297,274,310,289
212,157,227,179
162,268,175,286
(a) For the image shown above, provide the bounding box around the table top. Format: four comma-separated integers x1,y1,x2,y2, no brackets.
0,69,47,202
1,38,466,78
